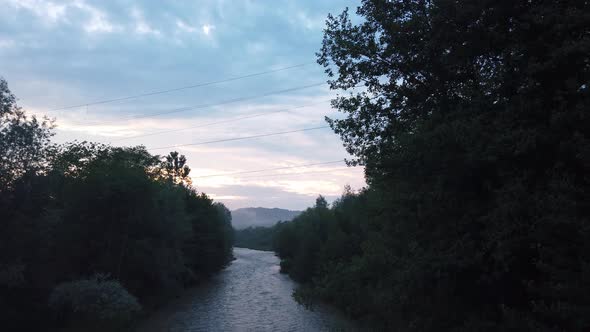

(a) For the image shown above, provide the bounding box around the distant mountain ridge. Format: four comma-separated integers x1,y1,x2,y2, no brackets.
231,207,301,229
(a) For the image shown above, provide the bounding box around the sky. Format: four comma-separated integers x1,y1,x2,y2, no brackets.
0,0,366,210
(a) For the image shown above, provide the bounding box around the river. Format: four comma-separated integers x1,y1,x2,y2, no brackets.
136,247,359,331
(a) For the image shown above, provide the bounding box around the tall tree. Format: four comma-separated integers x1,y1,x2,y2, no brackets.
0,77,54,190
159,151,192,186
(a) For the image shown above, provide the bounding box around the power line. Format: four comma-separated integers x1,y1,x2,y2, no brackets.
147,125,330,151
69,82,326,126
110,100,331,142
47,62,314,112
192,160,346,179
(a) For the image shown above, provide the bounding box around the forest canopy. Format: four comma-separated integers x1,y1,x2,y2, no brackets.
0,78,234,331
273,0,590,331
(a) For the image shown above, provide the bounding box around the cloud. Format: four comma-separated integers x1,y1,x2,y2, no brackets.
201,24,214,35
245,41,267,55
292,11,325,31
1,0,365,209
0,38,15,48
207,194,248,201
130,7,160,36
78,5,117,33
200,178,363,210
6,0,68,24
176,19,197,33
5,0,119,33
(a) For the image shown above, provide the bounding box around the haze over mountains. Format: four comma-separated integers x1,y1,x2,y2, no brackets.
231,207,301,229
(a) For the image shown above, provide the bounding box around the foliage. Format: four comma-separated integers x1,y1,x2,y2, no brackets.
157,151,192,186
49,274,141,329
0,78,234,331
274,0,590,330
234,226,277,251
0,77,54,190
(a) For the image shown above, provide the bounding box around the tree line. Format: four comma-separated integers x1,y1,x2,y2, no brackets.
234,226,278,251
273,0,590,331
0,78,234,331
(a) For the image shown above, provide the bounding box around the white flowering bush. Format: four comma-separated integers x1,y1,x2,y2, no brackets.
49,274,141,326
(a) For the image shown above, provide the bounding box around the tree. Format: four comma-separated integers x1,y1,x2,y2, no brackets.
0,77,54,190
0,78,234,330
314,195,328,209
319,1,589,183
0,78,56,330
159,151,192,186
279,0,590,330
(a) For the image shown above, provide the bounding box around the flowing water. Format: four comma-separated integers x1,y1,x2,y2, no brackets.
137,247,358,332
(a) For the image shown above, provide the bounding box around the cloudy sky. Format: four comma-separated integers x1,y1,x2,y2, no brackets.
0,0,366,210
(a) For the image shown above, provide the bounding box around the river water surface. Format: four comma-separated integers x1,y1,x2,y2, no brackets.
137,247,358,331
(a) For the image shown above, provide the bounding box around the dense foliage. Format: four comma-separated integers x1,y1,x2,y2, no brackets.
0,78,233,331
234,226,279,251
49,274,142,330
275,0,590,331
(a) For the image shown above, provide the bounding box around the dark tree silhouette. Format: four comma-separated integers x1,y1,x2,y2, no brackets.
274,1,590,330
160,151,192,186
0,77,54,190
0,79,234,331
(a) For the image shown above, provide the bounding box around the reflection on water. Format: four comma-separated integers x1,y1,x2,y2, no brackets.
137,248,358,331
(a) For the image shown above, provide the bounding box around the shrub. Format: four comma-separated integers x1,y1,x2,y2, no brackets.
49,274,141,328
